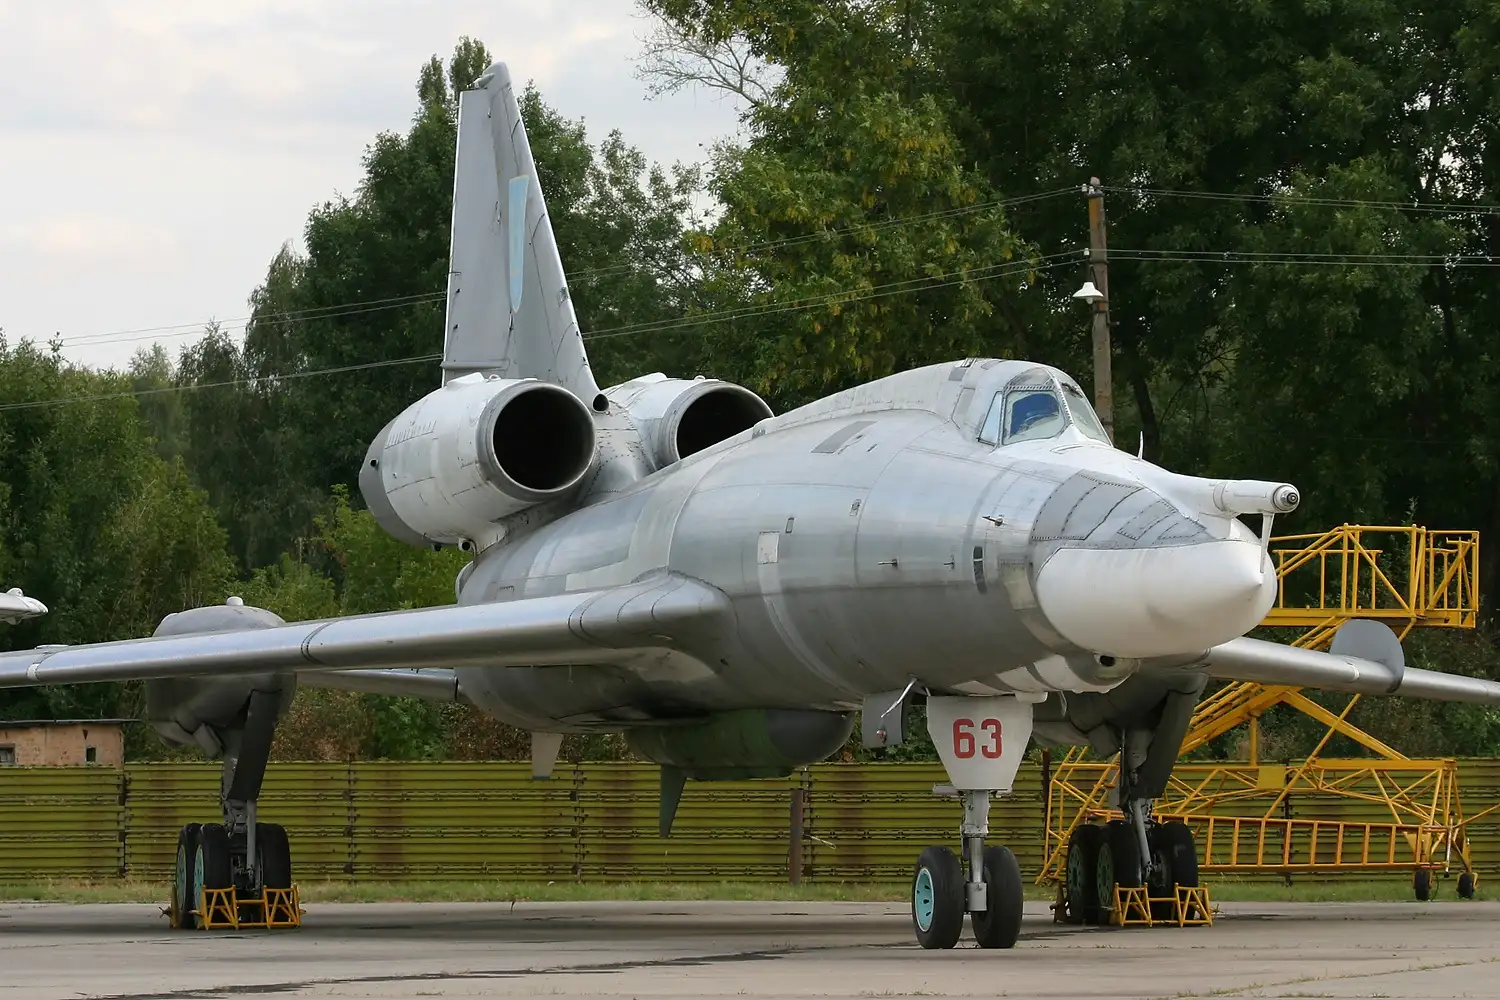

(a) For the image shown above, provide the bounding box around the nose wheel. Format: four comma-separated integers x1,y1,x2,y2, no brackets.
912,846,965,949
909,789,1026,949
970,844,1024,948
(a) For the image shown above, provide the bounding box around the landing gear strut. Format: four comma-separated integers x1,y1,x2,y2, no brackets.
911,695,1033,949
1059,720,1204,926
910,791,1025,949
168,691,296,930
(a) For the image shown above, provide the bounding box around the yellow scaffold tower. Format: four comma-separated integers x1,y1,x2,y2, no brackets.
1041,525,1491,900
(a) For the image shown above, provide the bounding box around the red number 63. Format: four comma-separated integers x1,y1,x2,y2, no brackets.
952,718,1002,759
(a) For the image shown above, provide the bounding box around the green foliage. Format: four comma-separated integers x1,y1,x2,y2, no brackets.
10,22,1500,768
176,40,707,574
237,555,339,622
649,0,1038,410
310,487,469,614
0,337,233,722
652,0,1500,604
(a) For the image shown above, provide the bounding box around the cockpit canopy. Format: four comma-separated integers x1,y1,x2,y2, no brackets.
977,368,1110,447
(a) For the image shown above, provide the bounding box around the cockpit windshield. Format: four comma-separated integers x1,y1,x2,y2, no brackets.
978,386,1066,445
975,376,1112,448
1005,389,1066,442
1060,382,1111,444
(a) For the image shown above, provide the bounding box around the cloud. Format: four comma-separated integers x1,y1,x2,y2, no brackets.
0,2,747,370
0,216,179,262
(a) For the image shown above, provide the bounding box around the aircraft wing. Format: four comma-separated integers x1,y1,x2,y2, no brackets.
1198,619,1500,704
297,667,467,701
0,587,48,625
0,575,731,690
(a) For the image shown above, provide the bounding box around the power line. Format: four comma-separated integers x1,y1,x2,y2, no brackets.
548,186,1078,283
19,234,1484,414
0,354,444,414
1109,248,1500,267
1103,184,1500,216
48,187,1075,351
0,256,1075,414
583,251,1079,341
55,291,449,347
55,294,449,351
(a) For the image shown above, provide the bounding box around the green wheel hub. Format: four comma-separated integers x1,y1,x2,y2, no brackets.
1095,844,1116,912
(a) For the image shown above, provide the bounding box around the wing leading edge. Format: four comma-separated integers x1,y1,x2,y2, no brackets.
0,575,732,690
1196,618,1500,704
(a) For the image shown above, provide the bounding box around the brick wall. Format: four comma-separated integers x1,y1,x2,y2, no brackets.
0,723,124,767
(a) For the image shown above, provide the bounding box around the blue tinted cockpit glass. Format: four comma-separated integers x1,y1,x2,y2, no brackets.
1005,389,1066,443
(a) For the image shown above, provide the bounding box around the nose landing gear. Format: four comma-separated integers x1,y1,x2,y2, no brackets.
910,793,1027,949
909,695,1035,950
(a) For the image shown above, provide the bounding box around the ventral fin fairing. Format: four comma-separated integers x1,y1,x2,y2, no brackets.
442,63,601,404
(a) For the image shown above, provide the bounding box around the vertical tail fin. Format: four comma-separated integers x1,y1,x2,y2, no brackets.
441,62,601,404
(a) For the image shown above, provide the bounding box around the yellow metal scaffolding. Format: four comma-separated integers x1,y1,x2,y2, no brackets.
1041,525,1491,896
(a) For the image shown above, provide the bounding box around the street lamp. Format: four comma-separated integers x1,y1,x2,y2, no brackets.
1072,281,1105,304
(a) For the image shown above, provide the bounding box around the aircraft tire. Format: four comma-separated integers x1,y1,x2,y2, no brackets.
911,845,965,949
1150,822,1198,921
1095,820,1142,924
257,822,292,890
970,845,1023,949
1065,824,1105,925
193,823,233,929
171,823,201,930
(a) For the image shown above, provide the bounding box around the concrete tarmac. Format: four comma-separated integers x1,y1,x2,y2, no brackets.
2,899,1498,999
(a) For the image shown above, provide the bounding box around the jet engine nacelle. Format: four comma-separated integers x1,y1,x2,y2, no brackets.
145,600,296,755
360,373,599,549
608,374,772,470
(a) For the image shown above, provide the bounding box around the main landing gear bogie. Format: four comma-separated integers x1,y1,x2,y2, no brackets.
1062,817,1202,926
169,819,294,930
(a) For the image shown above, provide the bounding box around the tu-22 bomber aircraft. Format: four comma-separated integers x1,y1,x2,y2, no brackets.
6,61,1500,950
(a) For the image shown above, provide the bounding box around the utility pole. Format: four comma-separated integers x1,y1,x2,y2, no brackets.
1084,177,1114,444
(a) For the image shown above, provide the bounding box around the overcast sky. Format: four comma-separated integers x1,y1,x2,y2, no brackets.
0,2,744,372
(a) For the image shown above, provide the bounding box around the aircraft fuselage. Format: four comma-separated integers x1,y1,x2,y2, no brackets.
455,358,1280,732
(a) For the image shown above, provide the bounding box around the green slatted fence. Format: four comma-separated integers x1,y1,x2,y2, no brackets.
0,760,1496,884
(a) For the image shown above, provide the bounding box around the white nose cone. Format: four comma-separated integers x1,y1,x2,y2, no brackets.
1034,539,1277,658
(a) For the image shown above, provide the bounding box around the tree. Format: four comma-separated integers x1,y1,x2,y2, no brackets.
639,1,1049,412
128,344,188,461
182,38,707,572
644,0,1500,610
0,336,233,730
